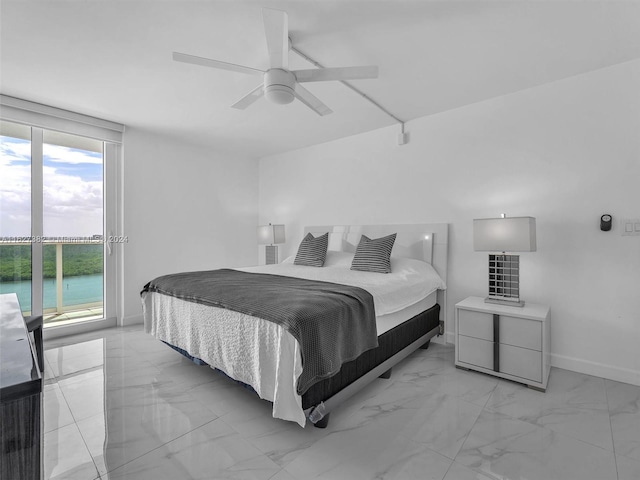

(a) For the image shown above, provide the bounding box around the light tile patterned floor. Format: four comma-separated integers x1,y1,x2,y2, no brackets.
43,325,640,480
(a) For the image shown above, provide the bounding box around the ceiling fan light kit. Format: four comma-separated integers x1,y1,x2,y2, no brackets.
264,69,295,105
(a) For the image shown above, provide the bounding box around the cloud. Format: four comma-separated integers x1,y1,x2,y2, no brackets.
0,137,104,237
44,144,102,165
0,157,32,236
0,139,31,163
0,139,102,164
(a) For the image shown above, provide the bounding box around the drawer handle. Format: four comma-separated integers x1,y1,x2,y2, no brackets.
493,314,500,372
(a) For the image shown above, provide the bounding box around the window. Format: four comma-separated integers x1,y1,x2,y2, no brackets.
0,96,123,335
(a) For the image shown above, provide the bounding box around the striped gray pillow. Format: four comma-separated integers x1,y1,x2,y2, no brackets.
294,232,329,267
350,233,397,273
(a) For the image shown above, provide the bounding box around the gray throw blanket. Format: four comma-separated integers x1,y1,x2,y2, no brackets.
141,269,378,395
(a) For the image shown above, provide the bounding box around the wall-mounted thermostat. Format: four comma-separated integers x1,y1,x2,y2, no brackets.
600,214,612,231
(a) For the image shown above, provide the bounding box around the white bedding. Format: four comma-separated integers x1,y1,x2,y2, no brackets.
142,253,446,426
241,252,446,316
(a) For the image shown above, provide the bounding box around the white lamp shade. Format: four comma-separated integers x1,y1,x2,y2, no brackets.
473,217,536,252
257,224,285,245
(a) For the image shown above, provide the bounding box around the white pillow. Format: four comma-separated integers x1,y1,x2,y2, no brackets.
323,251,354,268
282,252,348,266
390,256,447,290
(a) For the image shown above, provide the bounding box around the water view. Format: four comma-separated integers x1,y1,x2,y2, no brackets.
0,242,104,318
0,273,103,312
1,122,106,323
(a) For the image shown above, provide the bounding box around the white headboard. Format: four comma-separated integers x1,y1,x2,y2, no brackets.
304,224,448,283
304,224,449,328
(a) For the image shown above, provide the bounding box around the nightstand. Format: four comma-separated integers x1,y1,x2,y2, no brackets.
455,296,550,391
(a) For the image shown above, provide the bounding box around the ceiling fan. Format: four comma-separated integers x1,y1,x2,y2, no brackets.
172,8,378,116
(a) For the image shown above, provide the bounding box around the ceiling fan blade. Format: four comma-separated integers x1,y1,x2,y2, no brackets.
294,66,379,83
262,8,289,69
294,85,332,116
231,84,265,110
173,52,264,76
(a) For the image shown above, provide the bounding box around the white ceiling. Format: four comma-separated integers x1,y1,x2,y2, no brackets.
2,1,640,159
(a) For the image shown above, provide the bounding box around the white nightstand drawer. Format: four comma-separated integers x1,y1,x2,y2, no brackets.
457,335,493,370
457,336,542,383
458,310,541,351
499,344,542,383
458,309,493,341
500,316,542,351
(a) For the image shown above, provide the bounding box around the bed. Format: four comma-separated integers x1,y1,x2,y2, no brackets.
142,223,449,428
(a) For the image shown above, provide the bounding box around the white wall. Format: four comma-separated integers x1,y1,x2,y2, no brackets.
122,128,259,323
259,60,640,386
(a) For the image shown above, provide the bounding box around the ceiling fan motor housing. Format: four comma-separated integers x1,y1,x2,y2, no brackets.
264,69,296,105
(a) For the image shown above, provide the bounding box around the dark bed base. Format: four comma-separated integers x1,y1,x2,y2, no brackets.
162,303,441,428
377,337,431,380
301,304,440,410
303,304,440,427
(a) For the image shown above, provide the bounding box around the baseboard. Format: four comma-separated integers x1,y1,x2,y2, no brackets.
432,331,455,345
122,313,143,326
445,331,455,345
551,353,640,387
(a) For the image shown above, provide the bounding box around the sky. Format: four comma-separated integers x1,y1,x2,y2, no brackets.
0,135,103,237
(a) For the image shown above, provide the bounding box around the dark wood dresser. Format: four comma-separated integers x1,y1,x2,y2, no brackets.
1,293,43,480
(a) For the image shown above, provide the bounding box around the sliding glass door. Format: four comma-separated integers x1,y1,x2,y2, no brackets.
41,130,105,324
1,120,117,329
0,122,32,312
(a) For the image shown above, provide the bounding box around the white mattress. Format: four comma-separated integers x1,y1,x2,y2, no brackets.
143,256,445,426
376,291,437,335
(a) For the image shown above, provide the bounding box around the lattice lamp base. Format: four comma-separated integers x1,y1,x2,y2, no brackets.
265,245,279,265
485,254,524,307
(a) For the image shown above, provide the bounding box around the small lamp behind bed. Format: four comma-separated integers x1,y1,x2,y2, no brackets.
473,215,536,307
258,223,286,265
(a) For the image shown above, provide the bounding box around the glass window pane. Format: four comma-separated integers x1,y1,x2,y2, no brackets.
0,121,32,313
42,130,104,323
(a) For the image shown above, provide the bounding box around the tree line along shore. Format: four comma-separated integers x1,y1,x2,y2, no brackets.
0,244,103,282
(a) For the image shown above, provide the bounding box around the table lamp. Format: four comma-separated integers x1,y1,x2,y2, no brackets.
473,215,536,307
257,223,285,265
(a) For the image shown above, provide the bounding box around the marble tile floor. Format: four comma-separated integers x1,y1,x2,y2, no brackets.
43,325,640,480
